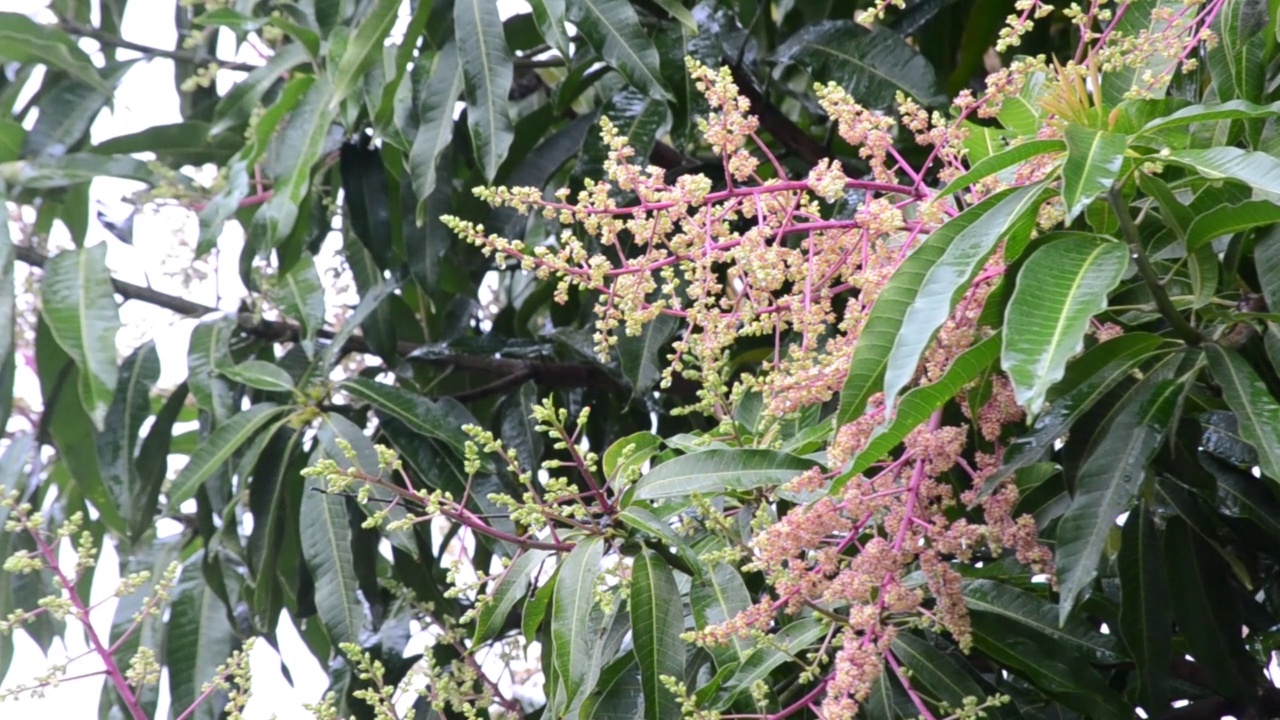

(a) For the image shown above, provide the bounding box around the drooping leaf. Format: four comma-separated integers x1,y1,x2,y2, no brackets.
300,468,367,647
167,403,291,508
329,0,401,105
209,42,312,136
1184,199,1280,251
630,550,684,720
339,377,472,455
552,536,604,705
1162,146,1280,195
772,21,946,107
1204,344,1280,481
268,252,327,352
875,183,1046,418
255,76,338,248
408,44,464,215
474,549,551,644
937,139,1064,197
567,0,671,100
690,561,752,668
220,360,295,393
618,311,679,397
456,0,515,180
714,618,827,708
1201,452,1280,541
1060,125,1127,223
1055,360,1183,620
96,343,160,519
0,13,109,93
962,580,1121,662
1164,518,1260,705
166,552,240,720
632,449,819,500
1135,99,1280,136
617,506,702,579
0,198,15,434
529,0,572,57
1003,235,1129,417
1207,0,1267,104
1117,500,1170,710
40,243,121,429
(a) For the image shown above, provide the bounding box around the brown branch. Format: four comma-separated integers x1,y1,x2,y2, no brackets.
60,20,261,73
15,245,625,394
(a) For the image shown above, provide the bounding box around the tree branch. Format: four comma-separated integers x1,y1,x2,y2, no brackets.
60,20,261,73
14,245,627,395
1108,186,1202,345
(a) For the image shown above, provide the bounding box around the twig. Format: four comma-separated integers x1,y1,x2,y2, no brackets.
1108,186,1202,345
61,20,261,73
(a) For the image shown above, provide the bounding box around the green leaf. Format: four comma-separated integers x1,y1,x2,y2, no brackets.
255,76,338,248
630,550,684,720
1061,125,1127,223
618,311,678,397
329,0,400,105
40,243,121,429
604,432,662,483
1201,452,1280,541
1117,500,1170,710
22,63,127,158
581,654,644,720
937,139,1064,197
617,507,702,579
92,121,240,166
1207,0,1266,104
186,315,236,423
1184,199,1280,251
268,253,326,352
455,0,515,180
967,611,1130,719
1204,344,1280,480
714,618,826,708
1055,361,1183,620
168,403,291,508
567,0,671,101
1,153,159,189
962,580,1121,662
1099,0,1181,106
0,198,15,433
166,552,240,720
841,332,1001,483
773,21,946,107
524,570,556,642
338,377,471,456
0,13,109,93
220,360,295,393
530,0,572,57
96,343,160,519
575,88,671,186
651,0,697,31
690,562,751,668
210,43,312,136
633,449,818,500
1162,146,1280,195
1003,235,1129,417
552,536,604,705
301,470,366,647
873,183,1046,418
1164,518,1260,704
892,633,995,712
0,119,22,163
984,333,1175,495
1135,99,1280,136
474,549,552,644
408,44,464,215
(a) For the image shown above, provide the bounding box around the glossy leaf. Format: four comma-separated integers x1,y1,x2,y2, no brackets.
255,76,338,248
567,0,670,100
329,0,400,105
552,536,604,705
633,448,818,500
1185,199,1280,251
1099,0,1180,106
617,507,701,579
1136,99,1280,136
166,552,239,720
773,21,946,107
1055,361,1183,620
268,253,326,350
96,343,159,518
1207,0,1266,104
339,377,471,455
1204,344,1280,480
937,139,1064,197
301,469,366,646
474,549,551,644
40,243,121,429
0,13,109,93
630,550,684,720
1003,235,1129,417
690,562,751,667
714,618,826,708
603,432,662,483
962,580,1121,662
167,403,290,508
1162,147,1280,195
456,0,515,180
1061,125,1127,223
1117,500,1170,710
408,44,464,214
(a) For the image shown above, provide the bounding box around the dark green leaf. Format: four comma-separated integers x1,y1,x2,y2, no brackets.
630,550,684,720
937,139,1064,197
690,562,751,668
714,618,826,708
255,77,338,248
301,469,367,646
166,552,240,720
456,0,515,179
1162,147,1280,194
0,13,109,93
220,360,295,393
633,448,818,500
339,377,472,455
329,0,400,105
568,0,671,100
773,21,945,107
408,44,464,216
552,536,604,704
1185,199,1280,252
1136,99,1280,136
40,243,121,429
1204,344,1280,480
1117,501,1170,710
474,549,552,644
168,403,291,508
962,580,1121,662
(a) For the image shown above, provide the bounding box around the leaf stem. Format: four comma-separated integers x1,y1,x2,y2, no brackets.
1108,186,1202,345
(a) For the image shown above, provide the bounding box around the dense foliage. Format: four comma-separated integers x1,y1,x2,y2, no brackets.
5,0,1280,718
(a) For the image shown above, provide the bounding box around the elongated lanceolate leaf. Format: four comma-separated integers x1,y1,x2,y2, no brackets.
220,360,294,393
256,76,338,248
880,183,1046,415
1204,344,1280,480
474,549,551,644
552,537,604,705
617,507,701,578
1184,200,1280,251
0,198,15,433
40,243,121,429
0,13,109,93
339,377,472,455
839,184,1045,425
167,403,290,508
1004,235,1129,417
530,0,572,57
408,44,463,216
714,618,826,708
329,0,400,105
840,332,1001,484
456,0,515,180
773,21,945,107
962,580,1121,662
983,332,1174,496
1136,99,1280,136
690,561,752,668
1118,501,1170,710
166,552,239,720
630,550,684,720
1061,125,1127,223
1099,0,1180,106
1162,147,1280,194
567,0,671,101
210,42,311,136
1056,362,1183,621
937,139,1064,197
633,449,818,499
301,470,366,647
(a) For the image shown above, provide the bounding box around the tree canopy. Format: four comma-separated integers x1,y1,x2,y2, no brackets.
4,0,1280,719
